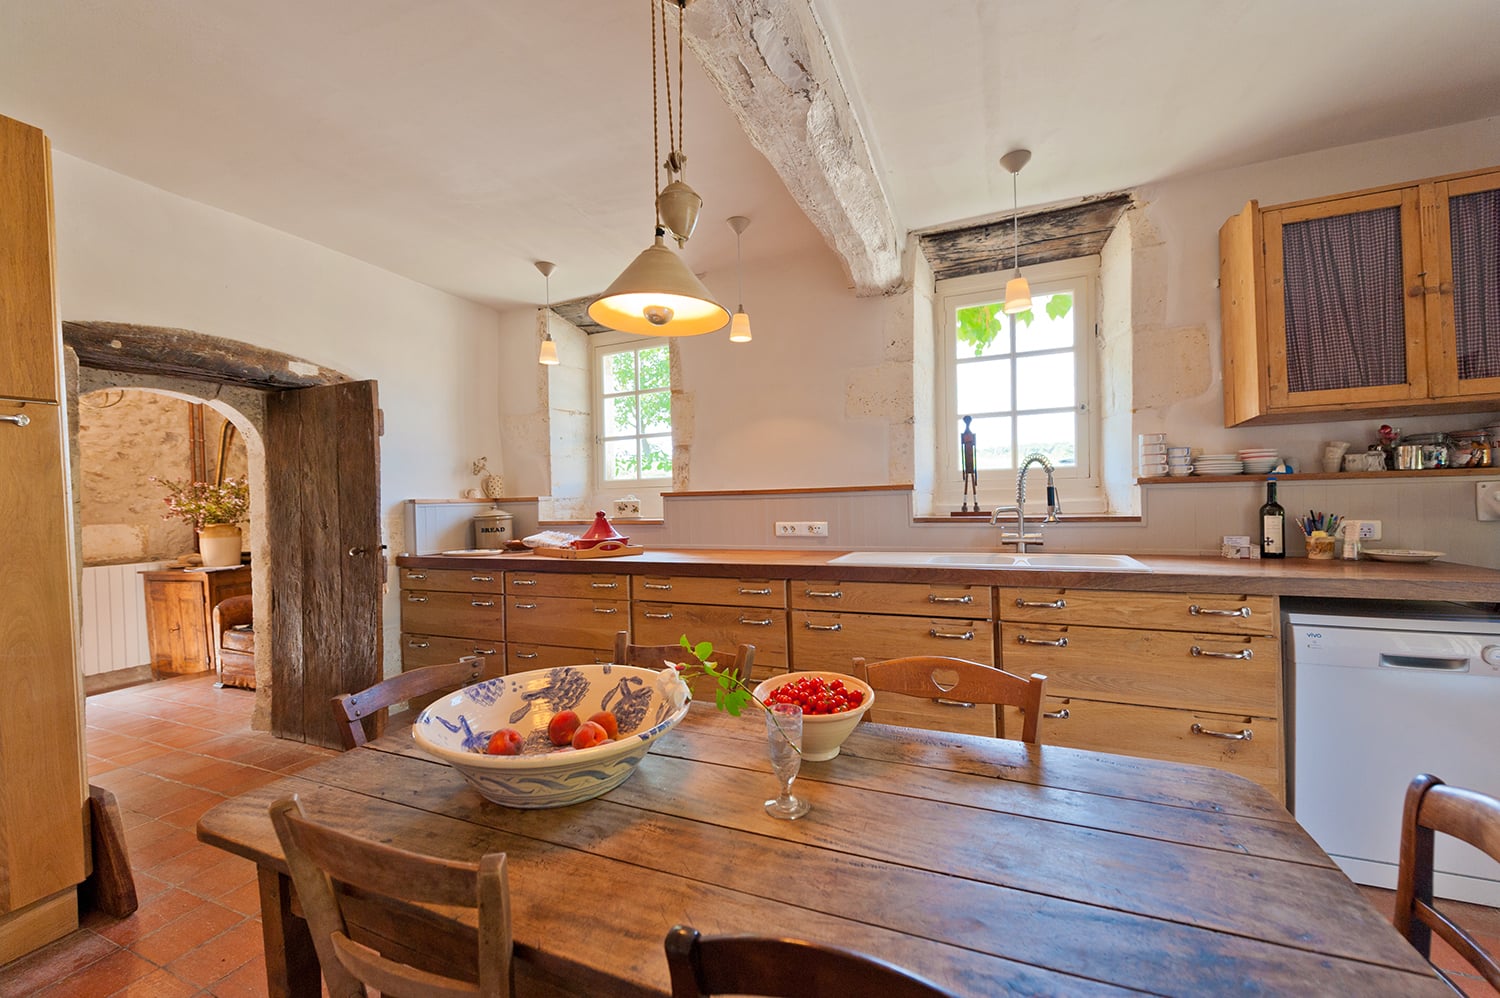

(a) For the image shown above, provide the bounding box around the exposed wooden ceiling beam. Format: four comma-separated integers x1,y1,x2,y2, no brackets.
917,194,1133,281
64,321,347,389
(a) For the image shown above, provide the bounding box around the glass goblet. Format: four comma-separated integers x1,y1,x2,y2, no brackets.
764,702,810,819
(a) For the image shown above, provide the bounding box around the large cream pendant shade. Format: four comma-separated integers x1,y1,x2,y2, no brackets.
588,233,729,336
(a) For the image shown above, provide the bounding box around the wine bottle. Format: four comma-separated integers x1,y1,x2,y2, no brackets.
1259,476,1285,559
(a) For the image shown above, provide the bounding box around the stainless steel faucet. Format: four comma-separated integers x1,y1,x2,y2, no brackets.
990,453,1062,552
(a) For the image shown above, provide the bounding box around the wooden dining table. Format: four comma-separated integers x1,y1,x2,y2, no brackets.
197,703,1448,996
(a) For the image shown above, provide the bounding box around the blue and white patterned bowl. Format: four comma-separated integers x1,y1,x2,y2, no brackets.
412,664,691,808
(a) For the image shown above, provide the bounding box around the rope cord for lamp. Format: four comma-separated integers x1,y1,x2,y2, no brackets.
650,0,661,219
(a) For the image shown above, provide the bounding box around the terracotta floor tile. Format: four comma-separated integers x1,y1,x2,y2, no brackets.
216,877,264,918
165,918,265,989
36,946,158,998
204,952,270,998
104,966,201,998
0,929,118,994
129,900,243,966
129,824,201,870
159,792,230,830
93,887,210,946
179,853,257,902
147,843,244,890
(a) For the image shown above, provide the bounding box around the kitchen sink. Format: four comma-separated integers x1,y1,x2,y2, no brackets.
827,551,1151,572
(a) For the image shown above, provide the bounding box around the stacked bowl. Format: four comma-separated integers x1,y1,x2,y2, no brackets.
1137,433,1167,477
1166,446,1193,477
1238,448,1279,475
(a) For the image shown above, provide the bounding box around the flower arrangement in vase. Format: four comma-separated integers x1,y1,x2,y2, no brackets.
152,477,250,566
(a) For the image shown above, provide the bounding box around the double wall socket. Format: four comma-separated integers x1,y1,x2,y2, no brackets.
1355,519,1381,540
775,521,828,537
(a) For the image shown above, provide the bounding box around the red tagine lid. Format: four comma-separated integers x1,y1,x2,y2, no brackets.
579,510,625,543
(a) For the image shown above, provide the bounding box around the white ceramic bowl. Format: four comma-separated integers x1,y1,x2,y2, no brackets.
752,671,875,761
412,664,690,808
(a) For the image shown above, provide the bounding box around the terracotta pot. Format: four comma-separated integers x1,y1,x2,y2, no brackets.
198,523,243,567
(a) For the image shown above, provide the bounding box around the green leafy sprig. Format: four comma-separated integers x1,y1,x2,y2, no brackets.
674,635,800,754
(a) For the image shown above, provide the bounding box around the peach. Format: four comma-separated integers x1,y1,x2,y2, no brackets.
485,728,523,755
587,710,619,740
571,720,610,750
547,709,581,746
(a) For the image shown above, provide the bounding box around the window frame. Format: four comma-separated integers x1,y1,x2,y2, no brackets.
591,332,674,488
934,256,1102,512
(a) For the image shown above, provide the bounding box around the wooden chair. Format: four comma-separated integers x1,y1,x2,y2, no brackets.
331,656,496,749
270,795,512,998
855,655,1046,743
664,924,950,998
613,631,756,700
1392,774,1500,992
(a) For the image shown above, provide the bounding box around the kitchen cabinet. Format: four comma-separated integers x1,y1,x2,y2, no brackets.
631,574,788,683
1219,165,1500,425
1001,587,1284,800
398,566,505,674
142,566,253,677
504,570,625,673
0,113,86,963
790,580,1000,736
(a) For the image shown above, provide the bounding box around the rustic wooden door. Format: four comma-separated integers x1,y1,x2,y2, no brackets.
266,380,383,747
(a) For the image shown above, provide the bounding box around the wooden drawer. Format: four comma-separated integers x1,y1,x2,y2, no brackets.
999,588,1278,636
633,575,786,608
506,642,612,674
505,571,627,599
790,611,995,671
632,603,789,666
399,633,503,669
1001,624,1281,716
505,594,628,648
399,566,504,595
1039,696,1284,801
792,580,995,619
400,589,504,641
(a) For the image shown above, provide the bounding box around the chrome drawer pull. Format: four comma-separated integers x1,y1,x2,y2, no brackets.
643,582,672,590
516,651,538,660
644,611,674,620
470,599,495,608
1188,604,1251,618
1043,708,1070,720
513,602,537,610
804,622,843,632
738,586,773,595
1015,633,1068,647
1015,598,1066,609
739,617,773,626
1190,723,1252,741
406,639,430,649
470,574,495,583
405,594,428,603
406,572,427,581
591,581,619,589
933,698,976,709
805,590,843,599
1,413,31,427
928,593,974,605
473,647,497,655
930,628,975,640
1191,646,1253,660
593,607,618,614
510,578,536,586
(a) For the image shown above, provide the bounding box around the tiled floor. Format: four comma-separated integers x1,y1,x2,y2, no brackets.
0,675,335,997
3,675,1497,996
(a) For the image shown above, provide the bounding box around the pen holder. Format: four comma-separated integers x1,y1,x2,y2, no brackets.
1305,535,1336,560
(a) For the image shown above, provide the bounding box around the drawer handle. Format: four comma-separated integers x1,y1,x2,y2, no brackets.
591,582,619,589
928,593,974,605
738,587,773,596
739,616,773,626
1,413,32,427
593,607,619,614
805,590,843,599
1189,604,1251,618
804,621,843,632
406,572,427,581
929,628,975,641
516,651,538,660
406,639,430,649
513,602,537,610
644,611,674,620
1191,645,1253,660
406,594,428,603
511,578,536,586
1190,722,1253,741
472,648,497,656
470,599,496,608
1015,598,1066,609
933,698,976,709
470,574,495,583
1015,633,1068,648
1044,708,1070,720
643,582,673,590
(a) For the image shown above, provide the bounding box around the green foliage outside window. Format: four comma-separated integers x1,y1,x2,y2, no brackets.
603,344,672,480
955,293,1072,356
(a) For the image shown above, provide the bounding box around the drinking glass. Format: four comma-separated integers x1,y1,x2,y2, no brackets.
764,703,809,819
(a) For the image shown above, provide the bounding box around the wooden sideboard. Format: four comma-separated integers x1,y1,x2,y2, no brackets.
142,565,253,677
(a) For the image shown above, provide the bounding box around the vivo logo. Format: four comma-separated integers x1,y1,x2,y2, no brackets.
1305,631,1323,639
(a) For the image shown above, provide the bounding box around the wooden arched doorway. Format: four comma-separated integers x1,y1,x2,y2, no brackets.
65,321,382,748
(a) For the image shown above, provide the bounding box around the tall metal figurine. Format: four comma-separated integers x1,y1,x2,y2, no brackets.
960,415,979,511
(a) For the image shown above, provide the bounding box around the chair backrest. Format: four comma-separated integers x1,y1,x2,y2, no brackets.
331,656,493,749
270,795,511,998
1392,773,1500,991
212,593,254,636
613,632,756,701
855,655,1046,744
664,924,949,998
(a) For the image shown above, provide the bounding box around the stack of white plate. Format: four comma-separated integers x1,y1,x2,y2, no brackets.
1195,454,1244,475
1238,448,1279,474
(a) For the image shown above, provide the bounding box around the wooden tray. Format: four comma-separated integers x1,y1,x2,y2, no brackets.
533,543,645,559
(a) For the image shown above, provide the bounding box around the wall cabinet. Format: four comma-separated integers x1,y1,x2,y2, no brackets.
1000,587,1284,801
1220,165,1500,425
142,566,253,676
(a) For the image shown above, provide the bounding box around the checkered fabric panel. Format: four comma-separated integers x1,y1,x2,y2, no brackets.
1281,206,1407,394
1450,188,1500,382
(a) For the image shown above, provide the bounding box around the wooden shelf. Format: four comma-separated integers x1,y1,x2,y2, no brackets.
1140,467,1498,484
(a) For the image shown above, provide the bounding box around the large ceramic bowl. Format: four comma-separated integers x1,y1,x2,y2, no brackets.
412,664,690,808
752,671,875,761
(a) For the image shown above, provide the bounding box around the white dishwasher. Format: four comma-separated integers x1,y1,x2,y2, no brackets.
1288,602,1500,906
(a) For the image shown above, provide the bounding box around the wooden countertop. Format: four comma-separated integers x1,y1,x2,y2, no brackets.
396,548,1500,602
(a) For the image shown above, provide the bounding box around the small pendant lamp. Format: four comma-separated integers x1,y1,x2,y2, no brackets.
536,260,559,366
727,215,752,343
1001,148,1032,315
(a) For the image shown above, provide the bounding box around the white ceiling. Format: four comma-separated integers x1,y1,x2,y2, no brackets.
3,1,1500,313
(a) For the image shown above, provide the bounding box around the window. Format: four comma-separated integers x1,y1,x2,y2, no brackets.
594,336,672,484
935,257,1100,510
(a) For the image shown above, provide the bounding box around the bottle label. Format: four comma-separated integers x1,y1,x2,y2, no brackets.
1262,515,1284,554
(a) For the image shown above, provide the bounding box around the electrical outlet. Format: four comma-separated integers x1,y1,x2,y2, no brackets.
1357,520,1381,541
1479,482,1500,522
774,521,829,537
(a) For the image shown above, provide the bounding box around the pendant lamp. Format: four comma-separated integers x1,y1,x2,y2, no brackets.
588,0,728,337
1000,148,1032,315
727,215,752,343
536,261,559,365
